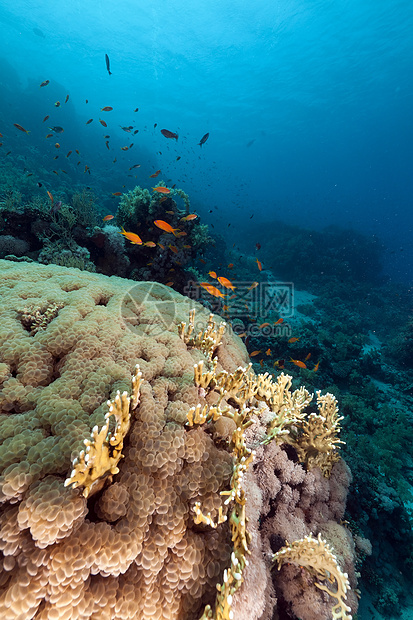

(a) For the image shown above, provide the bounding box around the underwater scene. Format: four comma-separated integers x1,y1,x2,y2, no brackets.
0,1,412,619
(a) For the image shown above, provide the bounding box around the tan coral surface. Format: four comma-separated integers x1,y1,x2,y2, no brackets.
0,260,247,620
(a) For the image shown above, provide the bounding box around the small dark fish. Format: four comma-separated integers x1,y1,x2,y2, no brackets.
154,123,157,128
133,129,139,134
134,108,139,112
198,132,209,146
85,99,88,104
246,139,255,147
101,106,113,111
54,101,61,107
33,27,45,38
104,135,110,138
105,141,110,150
65,94,69,103
105,53,112,76
48,126,64,133
86,119,93,124
161,128,178,140
129,164,141,170
43,115,49,122
176,156,181,161
129,143,134,149
120,126,131,132
39,80,49,88
5,151,11,156
13,123,30,134
37,182,43,187
255,243,261,251
66,151,72,157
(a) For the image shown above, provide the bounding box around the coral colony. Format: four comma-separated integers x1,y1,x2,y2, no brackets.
0,260,362,619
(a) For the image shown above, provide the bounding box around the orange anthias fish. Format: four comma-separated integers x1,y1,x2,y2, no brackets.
228,263,234,269
154,220,180,235
208,271,217,279
103,215,114,221
274,318,283,324
199,282,226,299
304,353,311,361
149,170,161,178
46,190,54,204
290,358,307,369
143,241,156,248
180,213,198,221
119,227,142,245
250,350,261,357
217,276,235,290
168,244,178,254
13,123,30,134
99,119,108,127
265,348,272,356
112,192,122,196
101,106,113,111
248,282,259,291
313,361,320,372
152,186,170,194
256,258,262,271
259,322,270,329
288,337,300,343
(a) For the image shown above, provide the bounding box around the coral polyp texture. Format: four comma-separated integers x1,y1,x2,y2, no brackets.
0,259,360,620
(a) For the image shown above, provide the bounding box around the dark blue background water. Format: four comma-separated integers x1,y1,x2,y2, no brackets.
1,0,412,283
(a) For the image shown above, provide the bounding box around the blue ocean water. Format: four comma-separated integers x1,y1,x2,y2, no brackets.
1,0,412,282
1,3,413,620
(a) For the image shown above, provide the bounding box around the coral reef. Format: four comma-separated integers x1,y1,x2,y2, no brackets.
0,182,213,288
273,533,352,620
0,260,358,619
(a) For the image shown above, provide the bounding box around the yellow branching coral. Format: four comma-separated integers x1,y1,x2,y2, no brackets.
272,533,353,620
64,365,142,498
182,311,347,619
283,391,344,477
188,366,255,620
178,309,226,360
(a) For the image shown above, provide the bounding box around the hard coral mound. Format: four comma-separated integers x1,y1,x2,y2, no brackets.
0,260,358,620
